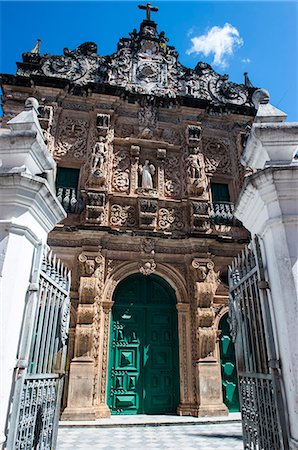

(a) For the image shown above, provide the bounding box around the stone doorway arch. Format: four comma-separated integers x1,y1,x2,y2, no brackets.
107,273,180,414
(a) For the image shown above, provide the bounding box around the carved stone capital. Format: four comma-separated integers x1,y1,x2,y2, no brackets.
78,252,105,279
101,300,114,313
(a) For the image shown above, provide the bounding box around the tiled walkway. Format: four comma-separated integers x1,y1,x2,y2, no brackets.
57,416,243,449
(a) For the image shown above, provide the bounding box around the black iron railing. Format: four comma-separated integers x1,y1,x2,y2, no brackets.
210,202,234,225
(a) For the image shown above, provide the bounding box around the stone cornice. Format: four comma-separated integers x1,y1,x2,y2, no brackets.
234,166,298,235
241,122,298,169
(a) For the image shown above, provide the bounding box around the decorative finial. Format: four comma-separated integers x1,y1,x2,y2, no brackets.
138,2,158,21
252,89,270,108
25,97,40,114
244,72,253,88
29,39,41,55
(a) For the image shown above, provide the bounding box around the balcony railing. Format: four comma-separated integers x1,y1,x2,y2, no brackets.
210,202,234,225
56,187,78,213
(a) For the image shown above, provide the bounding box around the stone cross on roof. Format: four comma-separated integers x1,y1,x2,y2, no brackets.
138,2,158,21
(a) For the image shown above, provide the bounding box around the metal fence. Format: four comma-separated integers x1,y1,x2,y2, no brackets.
228,236,288,450
6,245,70,450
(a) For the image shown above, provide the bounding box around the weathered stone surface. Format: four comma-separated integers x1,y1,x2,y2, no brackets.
0,6,257,421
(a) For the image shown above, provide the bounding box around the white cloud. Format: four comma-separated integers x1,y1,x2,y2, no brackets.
241,58,251,64
187,23,243,68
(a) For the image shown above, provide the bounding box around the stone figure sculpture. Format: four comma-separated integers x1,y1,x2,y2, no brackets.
92,137,106,177
139,160,155,189
187,154,202,179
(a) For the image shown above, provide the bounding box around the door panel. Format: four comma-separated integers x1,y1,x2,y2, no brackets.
219,314,240,412
108,274,179,415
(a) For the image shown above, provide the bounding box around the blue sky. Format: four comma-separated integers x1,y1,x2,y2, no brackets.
0,1,297,120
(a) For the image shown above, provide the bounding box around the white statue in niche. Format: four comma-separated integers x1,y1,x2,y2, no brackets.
139,160,155,189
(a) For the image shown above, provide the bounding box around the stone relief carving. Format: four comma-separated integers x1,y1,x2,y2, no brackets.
138,199,158,229
197,328,219,359
110,204,137,227
78,253,104,279
112,148,130,193
55,116,89,159
17,25,255,106
164,156,182,198
158,207,184,231
138,259,157,276
85,192,108,225
192,260,219,285
141,238,155,254
202,138,231,174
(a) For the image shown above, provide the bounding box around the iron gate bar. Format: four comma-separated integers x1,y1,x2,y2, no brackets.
6,245,70,450
229,236,289,450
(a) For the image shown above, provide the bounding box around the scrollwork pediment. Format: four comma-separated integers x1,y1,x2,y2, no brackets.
17,22,256,107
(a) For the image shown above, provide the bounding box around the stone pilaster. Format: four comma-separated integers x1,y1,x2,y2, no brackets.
191,259,228,416
93,300,114,418
176,303,195,415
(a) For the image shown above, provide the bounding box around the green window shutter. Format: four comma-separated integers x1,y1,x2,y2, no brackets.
211,183,230,202
56,167,80,189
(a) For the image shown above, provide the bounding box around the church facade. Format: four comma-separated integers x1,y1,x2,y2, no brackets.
1,8,256,419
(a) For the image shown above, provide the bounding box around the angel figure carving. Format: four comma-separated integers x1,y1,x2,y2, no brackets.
139,160,155,189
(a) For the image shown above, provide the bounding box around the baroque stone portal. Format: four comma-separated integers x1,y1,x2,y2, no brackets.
0,2,255,420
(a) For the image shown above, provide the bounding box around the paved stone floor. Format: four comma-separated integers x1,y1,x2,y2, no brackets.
57,422,244,449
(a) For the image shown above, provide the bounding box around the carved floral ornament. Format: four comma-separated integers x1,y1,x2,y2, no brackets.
17,18,256,106
55,116,89,159
138,259,157,276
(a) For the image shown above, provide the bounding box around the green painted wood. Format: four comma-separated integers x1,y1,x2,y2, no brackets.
56,167,79,188
211,182,230,203
219,314,240,412
108,273,179,415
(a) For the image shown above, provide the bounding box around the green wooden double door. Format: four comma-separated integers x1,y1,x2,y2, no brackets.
108,274,180,415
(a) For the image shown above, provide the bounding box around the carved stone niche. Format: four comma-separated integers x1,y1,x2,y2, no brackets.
85,192,106,224
96,113,110,136
138,198,158,229
191,202,210,232
187,125,202,147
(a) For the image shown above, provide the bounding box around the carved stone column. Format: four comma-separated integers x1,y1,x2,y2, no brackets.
176,303,196,416
191,259,228,416
93,300,114,418
157,148,166,197
130,145,140,194
62,252,104,420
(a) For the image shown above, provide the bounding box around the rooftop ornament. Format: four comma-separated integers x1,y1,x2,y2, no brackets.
138,2,158,21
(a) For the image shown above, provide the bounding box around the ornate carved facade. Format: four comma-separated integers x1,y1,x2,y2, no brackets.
1,6,255,419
